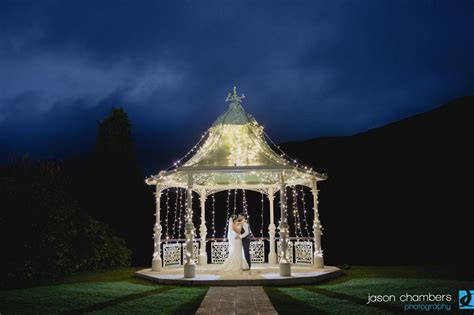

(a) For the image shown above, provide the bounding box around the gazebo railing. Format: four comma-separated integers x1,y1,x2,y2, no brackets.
160,237,314,267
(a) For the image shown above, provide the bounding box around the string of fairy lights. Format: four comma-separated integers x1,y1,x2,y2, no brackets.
160,187,313,243
300,185,310,237
290,186,299,239
165,130,210,171
165,130,319,177
233,189,237,215
170,188,178,240
176,188,184,240
164,188,170,240
211,193,216,239
224,189,231,238
242,189,248,218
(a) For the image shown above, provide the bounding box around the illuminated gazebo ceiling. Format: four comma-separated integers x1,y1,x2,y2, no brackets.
146,87,327,192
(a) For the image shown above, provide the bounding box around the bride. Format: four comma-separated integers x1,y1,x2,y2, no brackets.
219,214,249,273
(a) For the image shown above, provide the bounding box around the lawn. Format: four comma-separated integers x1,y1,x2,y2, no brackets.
0,267,208,314
1,266,473,314
265,266,474,314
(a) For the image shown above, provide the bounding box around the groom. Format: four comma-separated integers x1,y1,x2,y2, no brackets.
238,213,252,270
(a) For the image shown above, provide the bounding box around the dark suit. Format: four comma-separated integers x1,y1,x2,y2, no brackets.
241,223,252,268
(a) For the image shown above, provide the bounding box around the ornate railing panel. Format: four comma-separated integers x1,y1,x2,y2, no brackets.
161,238,314,266
294,241,313,265
163,243,181,266
211,241,229,264
250,240,265,263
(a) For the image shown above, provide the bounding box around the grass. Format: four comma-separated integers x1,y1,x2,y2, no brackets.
1,266,473,314
0,267,208,314
265,266,474,314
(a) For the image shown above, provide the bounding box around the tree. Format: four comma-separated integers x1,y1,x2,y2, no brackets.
95,107,134,162
67,107,154,266
0,159,131,288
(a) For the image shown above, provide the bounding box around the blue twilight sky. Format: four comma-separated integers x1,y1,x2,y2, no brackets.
1,0,473,173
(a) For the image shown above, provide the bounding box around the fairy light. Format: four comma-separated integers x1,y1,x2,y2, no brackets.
166,130,210,171
288,186,296,239
292,185,303,239
211,193,216,239
233,189,237,215
224,189,231,238
283,186,289,233
262,130,318,175
164,188,170,242
171,188,179,240
177,188,184,240
242,189,248,218
300,185,310,238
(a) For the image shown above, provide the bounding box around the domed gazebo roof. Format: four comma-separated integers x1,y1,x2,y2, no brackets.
146,87,326,193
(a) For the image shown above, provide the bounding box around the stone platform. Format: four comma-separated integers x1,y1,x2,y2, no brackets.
135,263,342,286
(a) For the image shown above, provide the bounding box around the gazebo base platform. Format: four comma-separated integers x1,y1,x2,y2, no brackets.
135,263,342,286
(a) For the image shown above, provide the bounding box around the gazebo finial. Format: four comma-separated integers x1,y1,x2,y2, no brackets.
225,86,245,106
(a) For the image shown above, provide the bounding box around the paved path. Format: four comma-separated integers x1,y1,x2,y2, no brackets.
195,286,278,315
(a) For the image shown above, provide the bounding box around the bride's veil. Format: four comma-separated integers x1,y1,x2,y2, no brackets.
227,217,235,254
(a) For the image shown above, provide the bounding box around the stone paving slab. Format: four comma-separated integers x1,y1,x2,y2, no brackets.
196,286,278,315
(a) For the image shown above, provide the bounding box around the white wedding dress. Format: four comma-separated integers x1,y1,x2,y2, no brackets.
219,218,249,273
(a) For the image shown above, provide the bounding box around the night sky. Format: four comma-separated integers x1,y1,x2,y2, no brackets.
1,1,473,174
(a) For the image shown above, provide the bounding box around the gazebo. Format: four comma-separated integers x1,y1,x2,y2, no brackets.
145,87,327,278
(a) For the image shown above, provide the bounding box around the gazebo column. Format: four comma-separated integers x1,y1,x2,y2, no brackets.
267,187,277,264
198,189,208,265
278,172,291,276
184,174,196,278
152,185,163,271
311,179,324,269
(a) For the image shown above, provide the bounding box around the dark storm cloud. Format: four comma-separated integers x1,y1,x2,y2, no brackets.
1,0,473,172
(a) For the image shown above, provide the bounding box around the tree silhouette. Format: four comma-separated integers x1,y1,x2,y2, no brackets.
66,107,154,265
0,158,131,288
95,107,134,162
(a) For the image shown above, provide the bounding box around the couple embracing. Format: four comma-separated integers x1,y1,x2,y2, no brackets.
220,213,253,273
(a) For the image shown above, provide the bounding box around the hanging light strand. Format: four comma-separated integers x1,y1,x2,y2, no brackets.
173,188,181,241
262,130,323,176
285,187,289,231
164,188,170,242
224,189,231,238
233,189,237,215
289,186,297,239
293,185,303,239
170,188,179,240
242,189,248,218
211,193,216,239
178,188,185,240
166,130,210,171
300,185,310,238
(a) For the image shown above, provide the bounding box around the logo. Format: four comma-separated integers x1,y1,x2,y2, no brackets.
459,290,474,309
